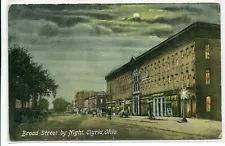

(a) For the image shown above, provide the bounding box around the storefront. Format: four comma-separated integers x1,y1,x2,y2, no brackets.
107,101,116,114
132,95,140,115
152,96,167,117
151,93,166,117
150,92,180,117
150,90,196,118
180,94,196,118
141,98,149,116
124,100,132,115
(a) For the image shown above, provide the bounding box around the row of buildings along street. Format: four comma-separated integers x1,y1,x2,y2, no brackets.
71,22,221,121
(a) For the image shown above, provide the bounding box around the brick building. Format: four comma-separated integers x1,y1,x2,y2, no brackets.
74,91,107,110
105,22,221,120
74,91,95,109
16,95,34,109
88,91,107,109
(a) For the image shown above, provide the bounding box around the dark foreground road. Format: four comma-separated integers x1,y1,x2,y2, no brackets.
11,114,217,141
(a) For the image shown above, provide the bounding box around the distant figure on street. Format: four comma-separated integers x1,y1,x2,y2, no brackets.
92,110,96,117
148,110,155,120
108,109,111,119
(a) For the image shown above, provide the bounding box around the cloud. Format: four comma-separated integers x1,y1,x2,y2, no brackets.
124,15,192,26
8,4,220,102
34,4,112,11
56,11,116,20
147,15,191,25
9,5,90,27
72,23,113,36
39,23,59,37
141,29,174,38
9,5,115,28
158,3,220,14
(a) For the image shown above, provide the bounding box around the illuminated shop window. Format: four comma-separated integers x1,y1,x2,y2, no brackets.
206,96,211,112
205,44,210,60
205,69,210,84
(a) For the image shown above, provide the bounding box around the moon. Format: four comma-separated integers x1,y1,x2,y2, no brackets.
133,13,140,18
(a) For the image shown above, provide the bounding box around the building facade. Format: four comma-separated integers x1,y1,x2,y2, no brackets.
105,22,221,120
106,67,133,114
75,90,107,110
88,91,107,109
16,95,34,109
74,91,95,109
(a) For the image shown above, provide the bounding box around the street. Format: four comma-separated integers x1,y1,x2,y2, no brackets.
12,114,222,141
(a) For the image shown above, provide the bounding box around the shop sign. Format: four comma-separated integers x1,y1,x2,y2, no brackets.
125,100,130,104
166,96,171,100
169,95,178,100
152,92,164,97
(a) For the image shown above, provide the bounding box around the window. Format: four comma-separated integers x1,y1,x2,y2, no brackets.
176,60,179,66
181,50,184,58
192,47,195,59
100,98,103,104
141,70,148,80
205,69,210,84
205,44,210,59
206,96,211,112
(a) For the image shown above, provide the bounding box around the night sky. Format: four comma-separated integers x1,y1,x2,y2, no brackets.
8,4,220,105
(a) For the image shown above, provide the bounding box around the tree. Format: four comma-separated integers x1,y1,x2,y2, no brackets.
9,45,59,139
9,45,58,105
38,98,49,111
52,97,70,113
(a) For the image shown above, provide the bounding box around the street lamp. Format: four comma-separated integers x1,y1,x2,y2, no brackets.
178,88,188,123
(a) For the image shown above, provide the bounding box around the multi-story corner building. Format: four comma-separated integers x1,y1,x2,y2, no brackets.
105,22,221,120
88,91,107,109
105,67,133,114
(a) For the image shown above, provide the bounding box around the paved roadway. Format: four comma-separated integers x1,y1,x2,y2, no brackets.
12,114,221,141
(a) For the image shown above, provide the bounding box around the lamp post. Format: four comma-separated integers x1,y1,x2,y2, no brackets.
179,88,188,123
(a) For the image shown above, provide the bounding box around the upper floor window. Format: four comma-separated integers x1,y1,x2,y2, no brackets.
141,70,148,81
206,96,211,112
192,47,195,59
100,98,103,104
205,44,210,59
181,50,184,58
205,69,210,84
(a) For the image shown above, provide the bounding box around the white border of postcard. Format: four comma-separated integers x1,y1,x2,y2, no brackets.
1,0,225,146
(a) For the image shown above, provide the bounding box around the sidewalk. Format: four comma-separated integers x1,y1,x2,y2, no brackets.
126,116,222,138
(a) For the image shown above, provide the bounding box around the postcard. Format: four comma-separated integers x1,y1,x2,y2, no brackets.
7,2,222,141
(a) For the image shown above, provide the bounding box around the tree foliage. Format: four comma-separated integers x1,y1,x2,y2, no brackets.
52,97,70,113
38,98,49,110
9,45,59,139
9,45,59,106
